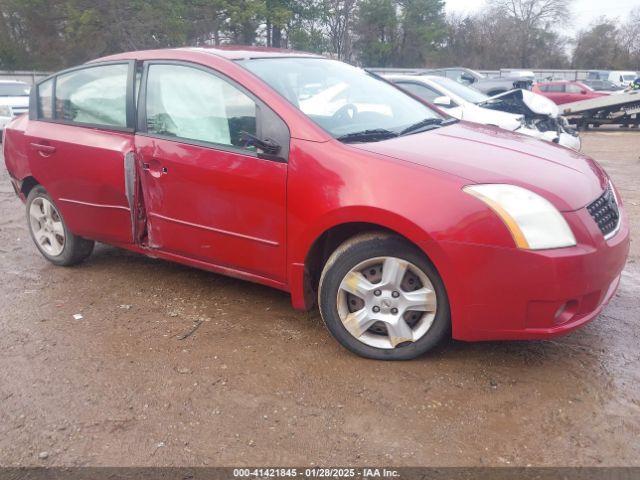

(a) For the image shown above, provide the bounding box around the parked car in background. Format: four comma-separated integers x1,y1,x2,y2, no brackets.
533,81,608,105
0,80,30,140
424,67,534,96
2,47,629,360
477,89,581,151
582,79,625,94
386,74,580,150
607,71,638,88
587,70,610,81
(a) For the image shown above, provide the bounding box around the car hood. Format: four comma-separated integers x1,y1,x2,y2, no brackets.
478,89,559,118
350,122,606,211
461,104,522,131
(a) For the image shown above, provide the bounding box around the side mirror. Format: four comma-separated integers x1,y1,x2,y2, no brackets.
580,89,588,95
240,131,281,155
461,74,475,84
433,96,453,107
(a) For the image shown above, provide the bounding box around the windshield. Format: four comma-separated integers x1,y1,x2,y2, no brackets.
428,76,489,104
239,57,444,139
0,83,30,96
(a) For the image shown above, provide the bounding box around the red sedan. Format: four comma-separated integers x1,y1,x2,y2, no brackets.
3,47,629,360
533,80,608,105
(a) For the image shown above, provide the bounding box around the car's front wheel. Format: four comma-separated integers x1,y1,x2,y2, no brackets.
26,186,94,266
318,233,450,360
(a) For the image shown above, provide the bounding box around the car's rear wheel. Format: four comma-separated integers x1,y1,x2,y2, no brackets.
318,233,450,360
26,186,94,266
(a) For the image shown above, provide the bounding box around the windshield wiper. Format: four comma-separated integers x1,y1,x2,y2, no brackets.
336,128,399,143
399,117,457,136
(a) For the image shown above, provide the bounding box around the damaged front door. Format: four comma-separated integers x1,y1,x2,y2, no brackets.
134,61,289,283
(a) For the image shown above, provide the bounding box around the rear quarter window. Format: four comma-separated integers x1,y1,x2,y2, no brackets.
37,78,54,119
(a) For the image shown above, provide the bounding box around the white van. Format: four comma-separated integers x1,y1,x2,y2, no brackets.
607,71,637,88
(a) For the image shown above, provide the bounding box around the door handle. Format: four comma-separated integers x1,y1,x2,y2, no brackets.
142,159,168,178
30,142,56,156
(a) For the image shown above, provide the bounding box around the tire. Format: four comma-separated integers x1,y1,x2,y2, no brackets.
318,232,450,360
26,185,94,266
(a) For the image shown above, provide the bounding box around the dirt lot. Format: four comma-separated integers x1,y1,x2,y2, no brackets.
0,131,639,467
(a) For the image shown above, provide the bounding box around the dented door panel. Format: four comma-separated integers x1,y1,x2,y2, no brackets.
25,121,135,244
135,135,288,282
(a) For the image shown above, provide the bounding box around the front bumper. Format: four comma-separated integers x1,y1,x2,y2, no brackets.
436,206,630,341
516,125,581,151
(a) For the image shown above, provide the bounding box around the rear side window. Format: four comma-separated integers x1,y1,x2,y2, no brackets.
144,64,257,150
537,85,549,92
37,78,54,119
54,64,129,127
566,84,583,93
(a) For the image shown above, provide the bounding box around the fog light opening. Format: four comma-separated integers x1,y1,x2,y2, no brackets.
554,300,579,325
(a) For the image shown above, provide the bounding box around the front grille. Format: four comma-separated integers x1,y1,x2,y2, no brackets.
587,186,620,238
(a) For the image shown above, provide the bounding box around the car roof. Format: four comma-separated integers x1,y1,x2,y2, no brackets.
95,46,323,63
185,46,323,60
0,80,28,84
383,74,445,86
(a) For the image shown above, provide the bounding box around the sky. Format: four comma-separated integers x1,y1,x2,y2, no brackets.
445,0,640,34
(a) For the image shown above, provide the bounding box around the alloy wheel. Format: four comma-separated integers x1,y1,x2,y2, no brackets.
336,256,438,349
29,197,65,257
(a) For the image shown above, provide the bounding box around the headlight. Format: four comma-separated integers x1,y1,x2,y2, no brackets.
463,184,576,250
0,105,12,117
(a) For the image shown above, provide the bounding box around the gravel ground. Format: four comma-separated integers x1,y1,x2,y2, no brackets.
0,131,639,467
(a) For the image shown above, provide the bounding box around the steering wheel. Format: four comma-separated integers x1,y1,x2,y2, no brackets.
333,103,358,124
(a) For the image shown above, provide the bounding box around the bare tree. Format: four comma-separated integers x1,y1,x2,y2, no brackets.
619,7,640,69
489,0,572,67
323,0,357,61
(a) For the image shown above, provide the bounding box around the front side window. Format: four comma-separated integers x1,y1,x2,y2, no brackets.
429,76,489,104
566,84,585,93
55,64,128,127
547,84,564,92
239,58,443,139
397,82,441,103
145,64,257,149
37,78,54,119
